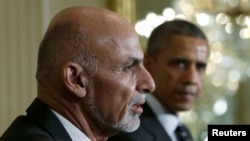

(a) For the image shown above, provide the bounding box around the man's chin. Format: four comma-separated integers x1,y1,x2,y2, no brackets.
124,122,140,133
113,116,141,133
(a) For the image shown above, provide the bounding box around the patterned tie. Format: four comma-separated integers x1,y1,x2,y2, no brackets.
175,125,193,141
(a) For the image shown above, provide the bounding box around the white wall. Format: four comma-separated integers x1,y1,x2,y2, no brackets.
0,0,106,135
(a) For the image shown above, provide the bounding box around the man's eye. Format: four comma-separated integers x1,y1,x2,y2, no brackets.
124,64,135,71
170,59,188,69
178,62,185,68
177,62,185,68
197,63,207,71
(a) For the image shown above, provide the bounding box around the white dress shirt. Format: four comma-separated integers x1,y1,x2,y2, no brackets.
51,110,91,141
146,94,181,141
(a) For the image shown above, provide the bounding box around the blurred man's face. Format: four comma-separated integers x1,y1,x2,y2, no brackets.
146,35,209,114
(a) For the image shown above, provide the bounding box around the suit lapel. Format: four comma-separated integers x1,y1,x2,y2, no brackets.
26,98,72,141
141,103,172,141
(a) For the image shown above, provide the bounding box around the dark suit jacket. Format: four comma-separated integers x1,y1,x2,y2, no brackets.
0,98,72,141
108,102,192,141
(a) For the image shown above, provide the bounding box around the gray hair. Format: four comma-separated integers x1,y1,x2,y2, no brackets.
36,22,98,83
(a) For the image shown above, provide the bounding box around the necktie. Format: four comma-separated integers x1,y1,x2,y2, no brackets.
175,125,193,141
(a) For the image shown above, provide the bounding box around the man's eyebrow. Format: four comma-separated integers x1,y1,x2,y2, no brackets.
169,58,189,63
125,57,142,65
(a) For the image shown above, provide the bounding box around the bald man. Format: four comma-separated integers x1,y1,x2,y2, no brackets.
0,6,155,141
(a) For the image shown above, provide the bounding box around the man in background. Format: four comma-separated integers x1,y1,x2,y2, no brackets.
108,19,209,141
0,6,155,141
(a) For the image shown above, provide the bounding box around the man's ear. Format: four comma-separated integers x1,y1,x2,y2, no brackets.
61,62,87,98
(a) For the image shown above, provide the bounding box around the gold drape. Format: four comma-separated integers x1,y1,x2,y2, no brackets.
107,0,136,25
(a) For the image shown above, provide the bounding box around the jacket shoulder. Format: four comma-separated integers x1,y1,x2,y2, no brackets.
1,116,54,141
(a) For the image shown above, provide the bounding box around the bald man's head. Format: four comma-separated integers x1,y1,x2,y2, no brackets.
34,7,154,138
46,6,133,43
36,6,136,84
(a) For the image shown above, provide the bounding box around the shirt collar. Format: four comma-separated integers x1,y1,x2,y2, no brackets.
146,94,180,141
51,109,91,141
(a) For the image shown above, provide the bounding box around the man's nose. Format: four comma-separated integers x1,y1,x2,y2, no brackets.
182,66,200,84
136,66,155,94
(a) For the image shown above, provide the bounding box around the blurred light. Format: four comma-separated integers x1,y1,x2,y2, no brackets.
216,13,230,25
239,27,250,39
146,13,164,27
204,136,208,141
205,62,213,76
246,16,250,27
135,20,153,38
146,12,157,21
181,2,194,16
135,12,167,38
162,7,176,21
212,76,224,87
227,80,239,92
210,51,223,64
236,14,248,26
196,13,214,26
229,70,241,82
207,30,225,42
213,98,228,116
225,22,234,34
220,56,233,68
175,14,186,19
201,111,214,123
178,0,190,12
211,42,224,52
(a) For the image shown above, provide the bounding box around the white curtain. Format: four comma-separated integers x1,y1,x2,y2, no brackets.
0,0,41,134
